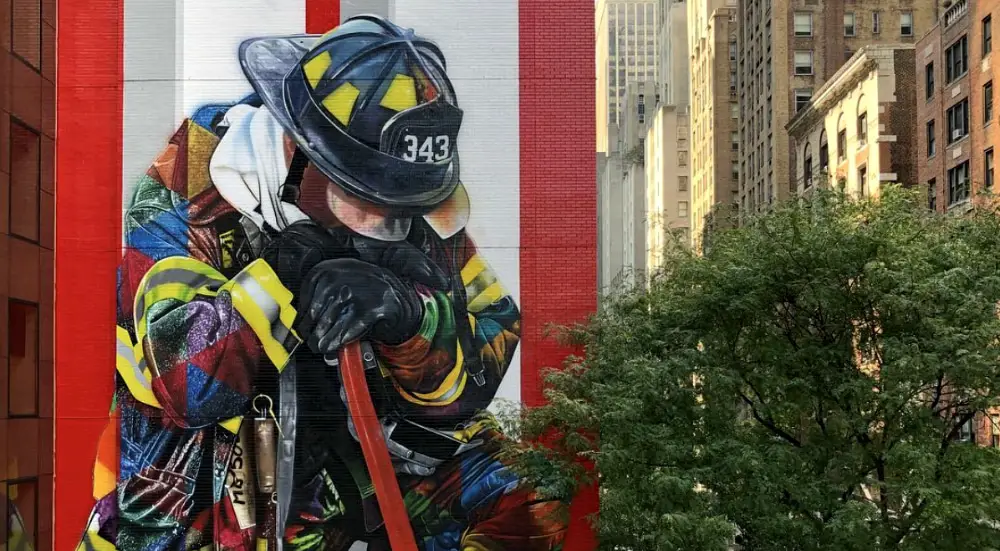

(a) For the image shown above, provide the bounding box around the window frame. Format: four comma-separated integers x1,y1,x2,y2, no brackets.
844,12,856,37
946,98,970,144
794,89,812,112
927,119,937,158
858,165,868,197
900,11,914,37
10,0,43,72
793,12,813,37
7,299,40,418
872,11,881,34
857,111,868,146
837,129,847,162
946,35,969,83
928,178,937,211
986,81,995,124
985,15,993,56
925,62,935,100
947,160,971,206
8,117,41,243
986,148,995,189
793,50,814,76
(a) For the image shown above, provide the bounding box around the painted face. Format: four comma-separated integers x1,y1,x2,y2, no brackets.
283,134,470,241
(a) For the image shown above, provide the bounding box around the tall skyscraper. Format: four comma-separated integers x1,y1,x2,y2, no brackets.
735,0,939,219
658,0,690,107
596,0,660,152
688,0,738,252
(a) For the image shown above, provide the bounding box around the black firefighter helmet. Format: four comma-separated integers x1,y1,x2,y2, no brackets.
239,14,463,211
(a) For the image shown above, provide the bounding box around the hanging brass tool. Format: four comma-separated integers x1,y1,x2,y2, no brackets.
253,394,280,549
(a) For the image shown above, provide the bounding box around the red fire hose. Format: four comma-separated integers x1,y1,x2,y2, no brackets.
336,341,419,551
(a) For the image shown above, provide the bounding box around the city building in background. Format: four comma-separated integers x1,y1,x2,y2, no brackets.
788,45,918,199
918,0,997,213
3,0,55,548
645,105,691,271
688,0,738,252
658,0,690,107
598,125,625,291
736,0,939,220
597,0,660,153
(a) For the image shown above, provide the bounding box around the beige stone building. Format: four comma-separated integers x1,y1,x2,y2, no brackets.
736,0,939,220
787,45,919,199
597,0,660,153
645,105,691,270
688,0,739,251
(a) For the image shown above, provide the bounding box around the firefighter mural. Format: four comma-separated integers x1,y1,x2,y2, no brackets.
78,15,567,551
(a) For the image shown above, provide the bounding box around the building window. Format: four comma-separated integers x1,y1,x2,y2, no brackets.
927,119,937,157
948,161,971,205
844,12,856,37
991,414,1000,448
731,131,739,152
794,51,814,75
986,81,995,124
803,144,813,188
900,11,914,37
837,129,847,161
985,15,993,56
857,111,868,146
678,176,689,191
8,301,39,417
947,99,970,143
678,151,687,166
958,418,975,443
925,62,935,99
819,132,829,172
12,0,42,69
794,12,813,37
986,148,995,189
6,478,38,551
678,201,688,218
928,178,937,211
872,11,881,34
946,35,969,83
794,89,812,112
10,121,40,242
858,165,868,197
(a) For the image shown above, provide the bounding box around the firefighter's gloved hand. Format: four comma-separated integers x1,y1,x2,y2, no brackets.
295,258,424,355
260,221,351,298
352,235,449,291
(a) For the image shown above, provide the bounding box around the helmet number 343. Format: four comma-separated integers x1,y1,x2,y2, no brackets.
402,134,451,163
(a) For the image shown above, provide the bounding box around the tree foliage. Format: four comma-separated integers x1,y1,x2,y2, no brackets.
512,187,1000,550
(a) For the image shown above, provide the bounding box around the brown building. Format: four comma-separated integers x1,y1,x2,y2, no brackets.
1,0,56,549
736,0,940,221
688,0,739,252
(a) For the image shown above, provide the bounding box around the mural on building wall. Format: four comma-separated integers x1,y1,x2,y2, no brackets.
78,14,567,551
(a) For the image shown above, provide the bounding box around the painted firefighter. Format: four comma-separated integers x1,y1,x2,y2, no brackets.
79,14,567,551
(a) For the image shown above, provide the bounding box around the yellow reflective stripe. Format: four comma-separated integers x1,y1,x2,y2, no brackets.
467,281,505,313
77,531,116,551
323,83,360,125
221,259,300,372
219,416,242,434
256,539,268,551
303,50,332,88
396,346,467,406
133,257,227,342
380,74,418,111
461,254,487,286
117,326,161,408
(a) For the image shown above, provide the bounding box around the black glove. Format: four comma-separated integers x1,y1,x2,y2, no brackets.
351,235,449,292
259,221,354,298
294,258,425,355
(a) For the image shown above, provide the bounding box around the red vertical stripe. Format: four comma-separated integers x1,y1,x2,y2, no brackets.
54,0,124,547
519,0,598,549
306,0,340,33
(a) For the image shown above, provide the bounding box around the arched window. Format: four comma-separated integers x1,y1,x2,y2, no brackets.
803,141,814,188
819,130,829,173
856,95,868,145
837,114,848,162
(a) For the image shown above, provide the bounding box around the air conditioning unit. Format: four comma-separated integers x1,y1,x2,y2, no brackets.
953,129,964,141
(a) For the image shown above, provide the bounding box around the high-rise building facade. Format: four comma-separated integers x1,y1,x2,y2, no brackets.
645,105,691,270
658,0,690,107
736,0,939,220
689,0,738,251
597,0,660,152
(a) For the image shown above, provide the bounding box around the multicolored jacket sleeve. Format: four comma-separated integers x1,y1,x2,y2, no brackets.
378,231,520,409
116,120,299,430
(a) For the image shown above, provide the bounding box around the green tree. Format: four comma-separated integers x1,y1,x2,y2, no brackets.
514,187,1000,551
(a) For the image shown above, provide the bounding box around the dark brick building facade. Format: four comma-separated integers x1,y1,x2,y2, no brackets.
1,0,55,548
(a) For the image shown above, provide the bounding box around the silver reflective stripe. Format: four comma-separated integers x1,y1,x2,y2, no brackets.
231,269,298,354
135,268,225,321
275,359,297,550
